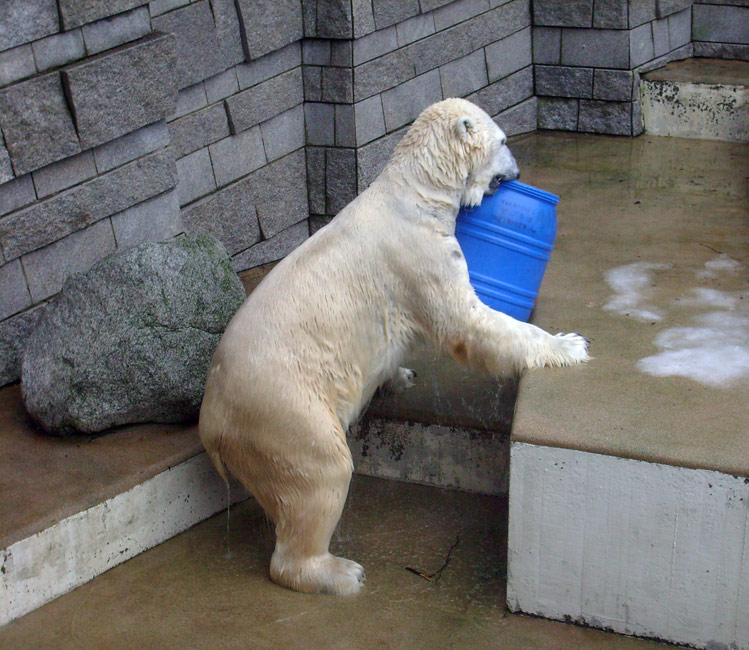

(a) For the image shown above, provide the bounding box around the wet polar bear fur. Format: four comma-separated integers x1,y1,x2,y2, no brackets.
199,98,590,596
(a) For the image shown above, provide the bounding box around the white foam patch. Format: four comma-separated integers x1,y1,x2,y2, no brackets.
678,287,738,309
697,254,744,280
637,311,749,386
603,262,672,322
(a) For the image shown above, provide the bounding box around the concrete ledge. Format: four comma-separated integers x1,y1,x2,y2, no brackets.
0,452,249,627
349,416,509,495
507,441,749,650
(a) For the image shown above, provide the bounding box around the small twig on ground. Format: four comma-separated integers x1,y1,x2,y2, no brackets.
405,536,460,582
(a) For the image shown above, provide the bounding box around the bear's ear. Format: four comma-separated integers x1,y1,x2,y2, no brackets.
454,115,476,141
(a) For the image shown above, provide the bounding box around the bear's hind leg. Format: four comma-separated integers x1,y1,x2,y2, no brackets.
269,451,364,595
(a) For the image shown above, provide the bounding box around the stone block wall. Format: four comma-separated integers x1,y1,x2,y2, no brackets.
303,0,537,229
0,0,309,386
533,0,694,135
692,1,749,60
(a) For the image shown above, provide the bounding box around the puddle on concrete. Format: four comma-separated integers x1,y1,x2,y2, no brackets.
604,255,749,387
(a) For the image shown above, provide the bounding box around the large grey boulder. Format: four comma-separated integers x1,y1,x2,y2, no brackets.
21,235,245,436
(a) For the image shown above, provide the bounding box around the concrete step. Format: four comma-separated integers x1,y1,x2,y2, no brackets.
505,132,748,650
640,57,749,142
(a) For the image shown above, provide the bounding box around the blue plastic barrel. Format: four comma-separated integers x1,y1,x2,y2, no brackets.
455,180,559,322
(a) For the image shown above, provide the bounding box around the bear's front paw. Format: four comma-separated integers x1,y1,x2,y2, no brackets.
551,332,591,366
381,367,417,394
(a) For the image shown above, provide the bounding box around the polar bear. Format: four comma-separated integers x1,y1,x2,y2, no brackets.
199,98,590,596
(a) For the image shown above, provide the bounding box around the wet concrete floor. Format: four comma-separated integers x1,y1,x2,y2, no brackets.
0,475,678,649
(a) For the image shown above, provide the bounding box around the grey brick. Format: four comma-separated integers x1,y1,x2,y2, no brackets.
335,104,356,147
261,105,305,162
373,0,420,30
434,0,491,31
0,0,58,52
303,40,331,66
225,68,303,134
440,49,489,99
632,98,643,136
382,70,443,132
150,0,190,17
249,150,309,238
0,148,177,260
176,147,216,205
486,26,532,82
656,0,691,19
495,96,537,136
211,0,246,69
354,49,415,102
183,182,260,256
629,0,657,27
532,27,561,64
22,218,117,303
209,127,266,187
0,174,35,217
0,73,81,176
204,68,239,104
304,66,322,101
0,259,31,320
0,139,12,184
356,127,405,190
630,22,655,67
81,6,151,55
593,69,635,101
354,95,386,146
578,99,632,135
592,0,628,29
322,66,353,103
171,82,208,120
169,104,230,159
302,0,318,37
305,103,336,146
468,66,533,115
306,147,326,214
534,0,593,26
0,304,46,387
236,42,301,89
315,0,354,38
410,0,531,76
353,27,398,66
232,220,307,271
693,4,749,44
396,14,436,47
561,27,630,68
235,0,303,59
693,42,749,60
653,17,670,57
93,121,171,173
668,8,692,50
352,0,377,39
58,0,146,30
110,190,183,250
62,33,178,150
326,148,356,215
32,29,85,73
32,151,97,198
331,41,352,67
537,97,579,130
0,45,36,87
152,1,227,89
536,65,593,98
636,40,692,73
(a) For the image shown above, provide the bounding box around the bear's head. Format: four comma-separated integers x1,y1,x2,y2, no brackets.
391,98,519,209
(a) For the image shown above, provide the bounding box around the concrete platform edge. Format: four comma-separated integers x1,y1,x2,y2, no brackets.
349,416,510,495
506,441,749,650
0,452,249,627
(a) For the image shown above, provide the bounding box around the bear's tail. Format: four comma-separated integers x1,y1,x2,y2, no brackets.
206,445,230,486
